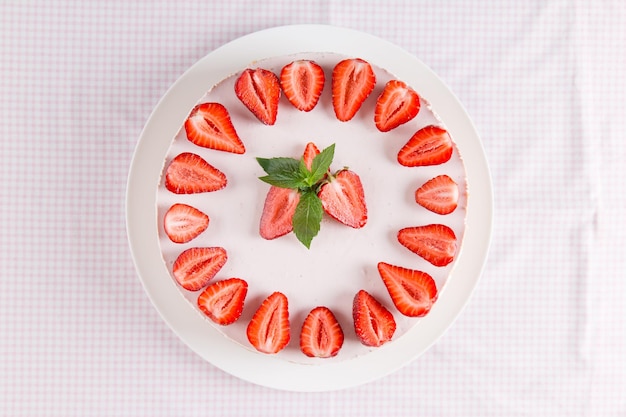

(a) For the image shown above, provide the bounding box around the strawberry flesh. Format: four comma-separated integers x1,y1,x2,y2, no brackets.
377,262,438,317
172,247,227,291
300,306,344,358
302,142,320,169
197,278,248,325
259,186,300,240
353,290,396,347
165,152,227,194
235,68,281,125
184,102,245,154
415,175,459,215
374,80,420,132
318,169,367,228
397,224,457,267
332,58,376,122
280,60,325,112
397,125,453,167
163,203,209,243
246,292,290,354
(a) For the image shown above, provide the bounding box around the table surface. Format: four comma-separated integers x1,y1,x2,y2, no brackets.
2,1,625,416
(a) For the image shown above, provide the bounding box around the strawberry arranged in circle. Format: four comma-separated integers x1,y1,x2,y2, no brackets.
259,142,320,240
374,80,420,132
397,224,457,267
172,247,227,291
332,58,376,122
280,60,325,112
415,175,459,215
184,102,245,154
165,152,227,194
246,292,290,354
197,278,248,325
163,203,209,243
397,125,453,167
353,290,396,347
300,306,344,358
318,169,367,228
377,262,438,317
235,68,281,125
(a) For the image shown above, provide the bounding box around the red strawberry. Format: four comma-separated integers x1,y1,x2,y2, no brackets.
377,262,438,317
332,58,376,122
280,60,325,112
172,247,227,291
246,292,290,354
163,203,209,243
374,80,420,132
415,175,459,215
353,290,396,347
235,68,281,125
302,141,320,169
184,102,245,154
397,125,453,167
318,169,367,228
397,224,457,267
165,152,227,194
197,278,248,325
300,306,344,358
259,186,300,240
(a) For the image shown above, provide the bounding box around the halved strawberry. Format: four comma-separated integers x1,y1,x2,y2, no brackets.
374,80,420,132
197,278,248,325
235,68,281,125
332,58,376,122
246,292,290,354
172,247,227,291
397,224,457,267
397,125,453,167
415,175,459,215
280,60,325,112
300,306,344,358
377,262,438,317
353,290,396,347
163,203,209,243
259,186,300,240
302,141,320,169
318,169,367,228
184,102,245,154
164,152,227,194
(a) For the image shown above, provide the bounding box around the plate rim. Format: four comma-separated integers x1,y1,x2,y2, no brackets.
126,23,493,392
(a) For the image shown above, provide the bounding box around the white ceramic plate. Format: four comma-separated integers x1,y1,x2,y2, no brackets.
126,24,492,392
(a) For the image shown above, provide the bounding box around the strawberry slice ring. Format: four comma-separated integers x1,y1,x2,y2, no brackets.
129,25,492,392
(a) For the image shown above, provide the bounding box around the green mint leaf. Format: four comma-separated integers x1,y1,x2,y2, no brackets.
259,175,308,189
256,157,301,176
292,190,323,249
308,144,335,185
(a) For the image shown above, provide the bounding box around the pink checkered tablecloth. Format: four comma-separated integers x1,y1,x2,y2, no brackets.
2,1,625,415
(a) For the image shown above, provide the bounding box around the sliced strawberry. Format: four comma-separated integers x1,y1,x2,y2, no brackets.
234,68,281,125
397,125,453,167
197,278,248,325
415,175,459,215
318,169,367,228
300,306,344,358
172,247,227,291
397,224,457,267
184,102,245,154
332,58,376,122
374,80,420,132
280,60,325,112
163,203,209,243
302,141,320,170
246,292,290,354
353,290,396,347
259,186,300,240
164,152,227,194
377,262,438,317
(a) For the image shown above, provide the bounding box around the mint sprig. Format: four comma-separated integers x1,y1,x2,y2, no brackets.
256,144,335,248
